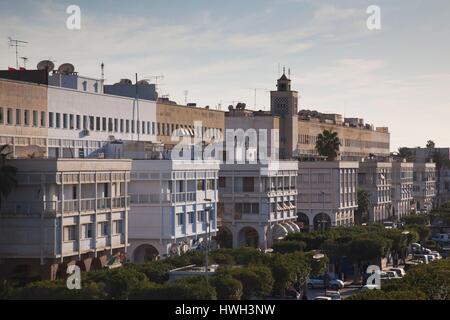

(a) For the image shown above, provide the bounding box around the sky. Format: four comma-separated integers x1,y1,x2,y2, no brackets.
0,0,449,151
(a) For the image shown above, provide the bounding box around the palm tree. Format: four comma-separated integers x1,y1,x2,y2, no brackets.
0,145,18,209
315,130,341,161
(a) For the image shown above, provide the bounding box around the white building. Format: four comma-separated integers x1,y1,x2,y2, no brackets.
105,141,220,261
391,161,414,221
297,161,359,230
0,158,131,280
358,160,393,223
413,161,436,213
46,84,157,158
218,161,299,250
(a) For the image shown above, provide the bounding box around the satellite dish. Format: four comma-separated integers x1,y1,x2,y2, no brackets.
58,63,75,75
136,80,149,85
119,79,132,85
37,60,55,72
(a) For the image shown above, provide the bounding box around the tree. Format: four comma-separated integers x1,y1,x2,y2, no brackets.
229,265,273,299
135,261,170,284
396,147,414,161
212,275,243,300
0,145,18,209
426,140,435,149
272,240,306,254
315,130,341,161
355,189,370,224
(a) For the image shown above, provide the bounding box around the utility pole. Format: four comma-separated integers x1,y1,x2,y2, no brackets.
8,37,28,69
204,198,213,286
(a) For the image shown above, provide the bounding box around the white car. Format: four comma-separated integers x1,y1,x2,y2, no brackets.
380,271,400,280
361,284,380,291
314,296,332,300
430,251,442,260
389,267,406,277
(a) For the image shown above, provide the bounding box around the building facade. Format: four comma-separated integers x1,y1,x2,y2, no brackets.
413,162,436,213
297,161,359,230
391,161,414,221
358,160,393,223
0,159,131,281
218,161,299,250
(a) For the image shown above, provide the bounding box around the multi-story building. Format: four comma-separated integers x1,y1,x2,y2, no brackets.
297,161,359,230
391,161,414,221
297,111,390,161
218,161,299,250
358,160,392,223
105,141,220,262
0,158,131,281
413,161,436,213
0,67,225,159
409,147,448,206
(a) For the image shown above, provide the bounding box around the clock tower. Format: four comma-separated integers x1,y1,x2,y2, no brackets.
270,71,299,159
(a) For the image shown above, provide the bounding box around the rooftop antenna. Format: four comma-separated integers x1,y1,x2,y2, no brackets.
20,56,28,69
283,66,286,75
288,68,291,79
101,62,105,82
183,90,189,105
8,37,28,69
145,75,164,95
278,63,281,77
248,88,268,109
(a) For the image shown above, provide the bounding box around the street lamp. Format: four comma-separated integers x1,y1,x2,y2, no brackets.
204,198,213,285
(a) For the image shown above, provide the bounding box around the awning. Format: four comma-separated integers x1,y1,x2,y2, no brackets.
272,224,289,240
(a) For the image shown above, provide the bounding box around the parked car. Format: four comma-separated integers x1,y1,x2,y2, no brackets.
314,296,332,300
383,221,397,229
431,233,449,243
325,290,342,300
307,276,345,290
430,251,442,260
389,267,406,277
360,284,380,291
380,271,400,280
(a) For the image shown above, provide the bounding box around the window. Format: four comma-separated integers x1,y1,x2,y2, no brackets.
82,81,87,91
63,225,77,241
93,82,98,93
0,107,3,124
55,113,61,128
63,113,68,129
7,108,12,124
207,179,215,190
95,117,101,131
72,185,78,199
98,222,109,237
197,210,205,222
131,120,135,133
120,119,124,133
243,177,254,192
69,114,74,129
152,122,155,135
218,177,226,188
32,110,38,127
76,115,81,130
102,117,107,131
137,120,140,134
23,109,29,126
89,116,94,130
113,220,123,234
147,122,150,135
15,109,21,125
142,121,145,134
126,120,130,133
114,119,118,132
197,180,205,191
108,118,113,132
188,212,195,224
176,213,185,226
48,112,54,127
40,111,46,127
82,223,93,239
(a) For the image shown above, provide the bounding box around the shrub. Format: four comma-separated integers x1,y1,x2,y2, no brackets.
272,240,306,254
212,275,243,300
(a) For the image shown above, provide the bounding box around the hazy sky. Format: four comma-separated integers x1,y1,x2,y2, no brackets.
1,0,449,151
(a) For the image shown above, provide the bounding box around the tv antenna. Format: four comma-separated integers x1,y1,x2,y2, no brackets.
8,37,28,69
248,88,269,109
145,75,165,94
20,56,28,69
183,90,189,105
